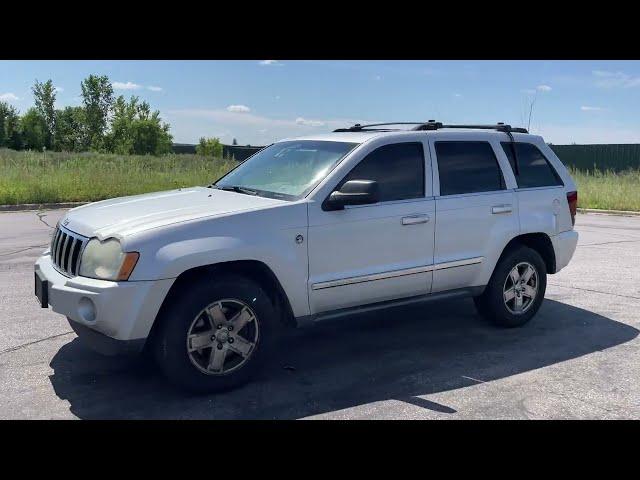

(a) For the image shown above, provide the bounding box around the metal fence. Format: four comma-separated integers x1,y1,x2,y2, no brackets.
172,143,640,171
171,143,263,161
550,144,640,172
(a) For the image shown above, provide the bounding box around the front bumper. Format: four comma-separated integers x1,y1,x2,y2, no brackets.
552,230,579,273
35,253,174,352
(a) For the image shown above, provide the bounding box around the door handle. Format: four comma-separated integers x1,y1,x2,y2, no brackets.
402,214,430,225
491,204,513,214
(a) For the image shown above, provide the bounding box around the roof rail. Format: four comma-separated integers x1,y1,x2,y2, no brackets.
412,121,528,133
333,122,427,132
333,121,528,134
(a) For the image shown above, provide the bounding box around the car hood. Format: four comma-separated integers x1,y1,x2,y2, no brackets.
62,187,287,239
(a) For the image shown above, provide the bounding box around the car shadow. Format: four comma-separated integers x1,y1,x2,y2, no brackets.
48,298,639,419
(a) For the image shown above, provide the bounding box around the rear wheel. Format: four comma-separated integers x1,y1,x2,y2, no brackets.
154,274,277,393
473,245,546,328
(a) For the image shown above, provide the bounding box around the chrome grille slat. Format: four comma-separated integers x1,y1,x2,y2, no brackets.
52,228,61,258
70,240,82,275
58,235,69,272
51,226,88,277
61,234,68,267
66,238,77,272
55,232,65,267
50,228,59,253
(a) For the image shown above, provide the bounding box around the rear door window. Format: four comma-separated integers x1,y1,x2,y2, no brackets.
501,142,563,188
435,141,506,196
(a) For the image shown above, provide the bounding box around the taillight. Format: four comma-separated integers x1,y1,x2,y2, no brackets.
567,191,578,226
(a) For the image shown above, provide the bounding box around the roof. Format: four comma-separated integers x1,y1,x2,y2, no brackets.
278,131,387,143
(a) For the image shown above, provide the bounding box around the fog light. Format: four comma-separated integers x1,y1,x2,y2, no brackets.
78,297,96,322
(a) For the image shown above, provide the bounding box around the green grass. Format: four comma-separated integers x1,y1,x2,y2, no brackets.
0,148,236,205
1,149,639,211
569,167,640,212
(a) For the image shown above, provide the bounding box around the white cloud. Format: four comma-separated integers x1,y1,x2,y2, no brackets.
580,105,606,112
295,117,326,127
522,85,552,95
167,108,375,144
453,93,462,98
593,70,640,88
112,82,162,92
54,86,64,93
259,60,284,67
0,92,19,101
226,104,251,113
113,81,142,90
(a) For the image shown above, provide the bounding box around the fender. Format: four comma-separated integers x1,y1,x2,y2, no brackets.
125,202,311,318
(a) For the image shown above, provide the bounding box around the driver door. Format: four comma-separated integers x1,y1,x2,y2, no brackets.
307,141,435,314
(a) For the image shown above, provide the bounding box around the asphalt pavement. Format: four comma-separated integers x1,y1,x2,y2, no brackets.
1,209,639,419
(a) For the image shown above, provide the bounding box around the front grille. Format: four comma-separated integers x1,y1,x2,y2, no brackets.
50,226,88,277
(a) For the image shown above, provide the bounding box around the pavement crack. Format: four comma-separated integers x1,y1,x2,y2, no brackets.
0,244,49,257
35,211,55,230
548,282,640,301
0,331,74,355
580,239,640,247
461,375,486,384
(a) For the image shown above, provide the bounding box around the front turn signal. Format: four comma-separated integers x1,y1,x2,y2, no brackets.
117,252,140,281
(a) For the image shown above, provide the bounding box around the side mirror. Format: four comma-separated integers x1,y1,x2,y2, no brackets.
322,180,380,211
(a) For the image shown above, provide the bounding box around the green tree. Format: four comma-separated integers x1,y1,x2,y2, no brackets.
196,137,224,157
106,95,172,155
0,102,8,147
0,102,21,149
3,106,22,150
80,74,114,149
32,79,56,148
54,106,88,152
20,108,48,150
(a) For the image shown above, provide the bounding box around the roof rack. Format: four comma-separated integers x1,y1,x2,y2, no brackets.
333,121,528,134
333,122,426,132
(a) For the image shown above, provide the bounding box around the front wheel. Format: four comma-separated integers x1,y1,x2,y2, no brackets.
473,246,547,328
154,274,277,393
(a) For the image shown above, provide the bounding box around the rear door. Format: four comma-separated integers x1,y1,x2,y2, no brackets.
430,138,519,292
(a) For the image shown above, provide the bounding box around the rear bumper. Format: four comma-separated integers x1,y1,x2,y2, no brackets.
35,253,174,346
552,230,579,273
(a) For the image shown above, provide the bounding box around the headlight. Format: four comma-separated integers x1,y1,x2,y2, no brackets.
79,238,139,281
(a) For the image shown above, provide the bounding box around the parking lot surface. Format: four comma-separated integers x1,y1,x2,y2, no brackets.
1,209,639,419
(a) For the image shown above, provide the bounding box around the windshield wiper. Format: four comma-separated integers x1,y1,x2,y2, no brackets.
214,185,259,196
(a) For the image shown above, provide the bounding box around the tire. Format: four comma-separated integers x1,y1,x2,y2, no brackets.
154,273,278,393
473,245,547,328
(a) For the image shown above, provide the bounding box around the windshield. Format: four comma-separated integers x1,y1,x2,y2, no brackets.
214,140,359,200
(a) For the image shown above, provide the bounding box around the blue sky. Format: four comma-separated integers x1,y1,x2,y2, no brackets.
1,60,639,145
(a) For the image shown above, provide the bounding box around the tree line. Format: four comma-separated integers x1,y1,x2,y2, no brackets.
0,75,173,155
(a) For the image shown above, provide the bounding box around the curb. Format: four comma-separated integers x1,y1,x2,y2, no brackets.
577,208,640,217
0,202,87,212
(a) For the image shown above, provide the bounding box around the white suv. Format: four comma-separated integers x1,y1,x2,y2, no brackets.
34,122,579,392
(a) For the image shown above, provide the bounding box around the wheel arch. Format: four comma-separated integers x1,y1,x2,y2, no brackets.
498,232,557,274
145,260,297,351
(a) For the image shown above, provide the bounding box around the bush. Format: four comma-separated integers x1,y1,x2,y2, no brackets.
196,137,224,157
